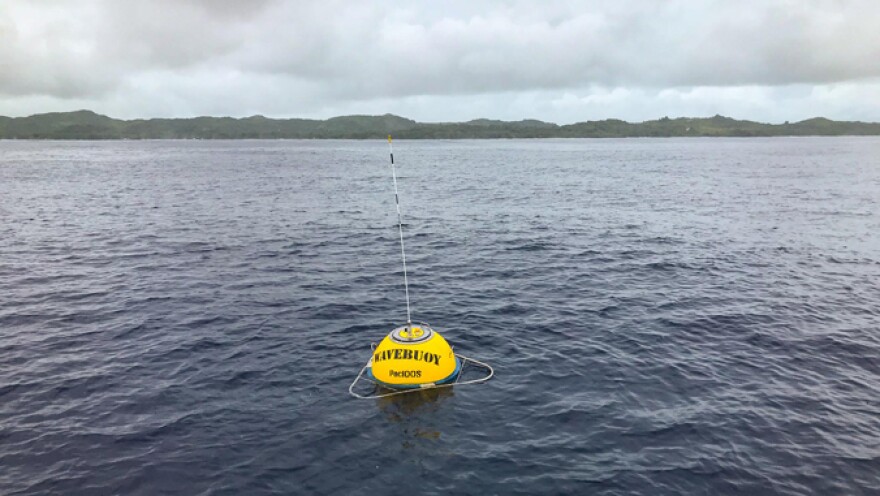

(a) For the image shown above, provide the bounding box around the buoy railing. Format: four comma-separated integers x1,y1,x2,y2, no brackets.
348,351,494,399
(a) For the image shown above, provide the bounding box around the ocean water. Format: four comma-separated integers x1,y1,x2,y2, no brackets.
1,138,879,495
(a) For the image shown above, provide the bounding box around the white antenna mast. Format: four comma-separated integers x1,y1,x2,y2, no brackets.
387,135,412,324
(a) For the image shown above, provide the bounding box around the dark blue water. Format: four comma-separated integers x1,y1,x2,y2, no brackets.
1,138,879,495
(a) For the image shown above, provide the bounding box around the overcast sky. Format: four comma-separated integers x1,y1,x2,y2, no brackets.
1,0,879,123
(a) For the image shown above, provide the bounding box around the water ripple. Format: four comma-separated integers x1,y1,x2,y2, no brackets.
1,138,879,495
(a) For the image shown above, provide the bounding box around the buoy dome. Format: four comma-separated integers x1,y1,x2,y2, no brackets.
368,324,460,388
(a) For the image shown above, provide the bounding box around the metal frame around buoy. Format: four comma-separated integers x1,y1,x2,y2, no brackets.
348,348,494,399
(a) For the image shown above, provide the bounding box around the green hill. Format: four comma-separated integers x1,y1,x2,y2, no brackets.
0,110,878,139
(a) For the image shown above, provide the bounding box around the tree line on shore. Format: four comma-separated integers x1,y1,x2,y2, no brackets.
1,110,878,139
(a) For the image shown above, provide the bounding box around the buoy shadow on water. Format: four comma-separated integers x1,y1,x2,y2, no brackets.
348,323,494,399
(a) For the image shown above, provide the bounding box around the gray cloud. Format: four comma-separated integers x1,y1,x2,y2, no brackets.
1,0,879,121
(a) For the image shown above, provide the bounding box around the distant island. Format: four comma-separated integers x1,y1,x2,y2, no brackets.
1,110,879,139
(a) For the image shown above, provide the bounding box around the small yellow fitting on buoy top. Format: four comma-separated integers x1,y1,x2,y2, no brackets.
368,324,460,388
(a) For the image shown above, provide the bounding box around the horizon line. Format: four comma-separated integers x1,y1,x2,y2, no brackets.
3,109,880,126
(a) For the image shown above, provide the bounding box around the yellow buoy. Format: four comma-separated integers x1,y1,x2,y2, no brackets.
348,137,493,398
368,324,460,388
